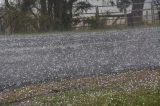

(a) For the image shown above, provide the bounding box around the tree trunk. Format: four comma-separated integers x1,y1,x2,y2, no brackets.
52,0,77,30
158,11,160,20
128,0,145,26
62,1,74,29
53,0,63,29
48,0,54,17
40,0,47,15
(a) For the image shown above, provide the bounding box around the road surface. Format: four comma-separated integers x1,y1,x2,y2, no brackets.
0,27,160,90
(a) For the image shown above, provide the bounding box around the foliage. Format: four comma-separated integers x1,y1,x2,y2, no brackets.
89,17,106,29
74,1,92,15
116,0,132,12
4,7,37,33
2,0,148,33
39,14,54,32
3,0,82,33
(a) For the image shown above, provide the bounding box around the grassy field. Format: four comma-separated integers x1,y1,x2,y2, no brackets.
0,68,160,106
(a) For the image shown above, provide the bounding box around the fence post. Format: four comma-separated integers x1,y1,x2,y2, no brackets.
124,4,127,26
146,11,148,24
151,1,155,24
95,6,99,20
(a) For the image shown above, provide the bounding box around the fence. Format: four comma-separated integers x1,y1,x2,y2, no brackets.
0,1,160,33
72,1,160,29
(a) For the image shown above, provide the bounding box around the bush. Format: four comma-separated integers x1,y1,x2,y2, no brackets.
89,17,106,29
4,8,38,33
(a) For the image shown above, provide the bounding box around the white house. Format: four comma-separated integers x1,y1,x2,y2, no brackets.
76,0,159,25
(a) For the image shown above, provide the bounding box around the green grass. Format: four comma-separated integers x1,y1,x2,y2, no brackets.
38,85,160,106
0,69,160,106
34,69,160,106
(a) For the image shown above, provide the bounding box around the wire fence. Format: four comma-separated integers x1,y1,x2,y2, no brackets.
72,1,160,29
0,1,159,33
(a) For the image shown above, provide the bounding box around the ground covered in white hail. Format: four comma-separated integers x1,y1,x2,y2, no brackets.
0,27,160,91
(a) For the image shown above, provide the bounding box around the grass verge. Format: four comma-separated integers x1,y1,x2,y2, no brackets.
0,68,160,106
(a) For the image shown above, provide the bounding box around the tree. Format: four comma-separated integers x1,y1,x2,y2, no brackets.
3,0,93,33
5,0,11,8
129,0,145,25
40,0,47,15
117,0,146,25
4,0,39,33
116,0,131,13
53,0,77,30
104,0,146,26
154,0,160,20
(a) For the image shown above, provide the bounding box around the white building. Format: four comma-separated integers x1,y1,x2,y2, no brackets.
76,0,159,23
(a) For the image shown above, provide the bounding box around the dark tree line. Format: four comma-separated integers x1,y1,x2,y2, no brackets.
4,0,80,33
